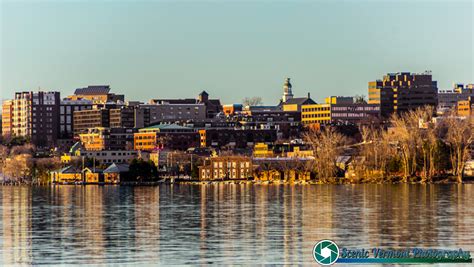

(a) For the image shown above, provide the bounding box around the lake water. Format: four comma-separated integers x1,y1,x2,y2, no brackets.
0,184,473,265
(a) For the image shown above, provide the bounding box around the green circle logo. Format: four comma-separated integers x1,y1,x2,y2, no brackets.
313,240,339,265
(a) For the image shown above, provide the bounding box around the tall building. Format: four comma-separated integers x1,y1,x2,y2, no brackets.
9,91,61,146
79,127,136,151
59,99,93,139
282,78,294,103
73,109,110,135
1,100,13,139
368,72,438,118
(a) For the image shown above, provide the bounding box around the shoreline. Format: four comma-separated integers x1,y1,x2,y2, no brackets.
1,177,473,186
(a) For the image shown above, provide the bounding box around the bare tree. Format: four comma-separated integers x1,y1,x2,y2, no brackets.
242,97,263,107
304,127,346,182
443,115,474,183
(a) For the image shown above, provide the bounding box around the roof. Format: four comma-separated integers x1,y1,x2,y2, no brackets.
54,165,82,174
74,85,110,95
283,97,316,105
141,123,192,131
104,163,130,173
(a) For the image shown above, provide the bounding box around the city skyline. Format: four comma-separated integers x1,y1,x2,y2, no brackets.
1,0,473,104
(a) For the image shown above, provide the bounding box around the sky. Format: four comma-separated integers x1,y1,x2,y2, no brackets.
1,0,473,104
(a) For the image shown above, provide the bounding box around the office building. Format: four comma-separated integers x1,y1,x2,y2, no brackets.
368,72,438,117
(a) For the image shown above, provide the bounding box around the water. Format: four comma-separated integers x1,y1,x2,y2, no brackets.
0,184,473,265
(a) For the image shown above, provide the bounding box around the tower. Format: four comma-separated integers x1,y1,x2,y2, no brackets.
282,78,293,103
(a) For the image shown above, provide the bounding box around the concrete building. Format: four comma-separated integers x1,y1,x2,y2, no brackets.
79,127,136,151
134,124,199,151
140,103,206,124
8,91,61,146
1,100,13,139
368,72,438,118
302,96,380,125
438,84,474,113
78,150,138,164
59,98,93,139
73,108,110,135
149,91,222,119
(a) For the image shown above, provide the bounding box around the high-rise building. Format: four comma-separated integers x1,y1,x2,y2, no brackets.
10,91,61,146
59,99,93,139
1,100,13,139
149,91,222,119
368,72,438,118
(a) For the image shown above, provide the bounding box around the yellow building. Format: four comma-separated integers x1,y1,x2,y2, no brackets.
51,166,83,183
286,147,313,158
79,127,108,151
134,132,157,151
458,98,473,117
83,168,104,183
301,103,331,124
1,100,13,138
253,143,274,158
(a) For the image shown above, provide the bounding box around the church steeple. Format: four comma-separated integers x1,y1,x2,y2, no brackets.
282,78,293,103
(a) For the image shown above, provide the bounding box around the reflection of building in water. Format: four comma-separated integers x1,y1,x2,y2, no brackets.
133,187,160,253
2,187,32,264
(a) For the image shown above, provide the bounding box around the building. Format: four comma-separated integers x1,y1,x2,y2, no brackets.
109,106,136,128
9,91,61,147
438,84,474,113
103,163,130,183
134,124,199,151
253,143,274,158
198,128,277,149
78,150,138,164
457,97,474,117
222,104,243,116
51,166,83,183
149,91,222,119
302,96,380,125
238,109,302,139
199,156,253,180
59,98,93,139
368,72,438,118
139,103,206,124
73,108,110,135
67,85,124,104
1,100,13,139
79,127,136,151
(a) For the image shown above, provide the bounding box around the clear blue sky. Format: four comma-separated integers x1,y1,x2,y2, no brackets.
1,0,473,104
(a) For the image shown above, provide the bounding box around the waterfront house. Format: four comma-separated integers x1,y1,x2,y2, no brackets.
83,167,104,183
103,163,130,183
51,166,83,183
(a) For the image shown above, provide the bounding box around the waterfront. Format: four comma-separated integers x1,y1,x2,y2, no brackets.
0,184,473,265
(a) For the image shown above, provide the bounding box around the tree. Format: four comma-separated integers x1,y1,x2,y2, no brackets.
443,115,473,183
304,127,347,182
354,95,367,104
242,97,263,107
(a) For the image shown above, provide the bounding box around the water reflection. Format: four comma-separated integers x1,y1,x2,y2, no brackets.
0,184,473,264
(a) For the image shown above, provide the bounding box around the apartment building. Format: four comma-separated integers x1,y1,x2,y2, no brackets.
79,127,136,151
59,98,93,139
1,100,13,138
199,156,253,180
